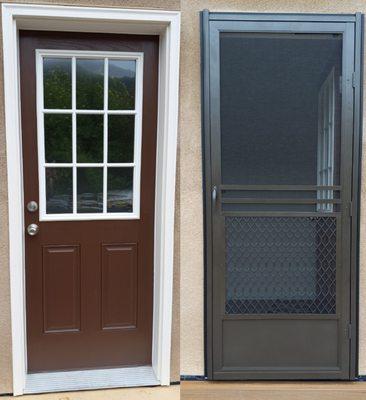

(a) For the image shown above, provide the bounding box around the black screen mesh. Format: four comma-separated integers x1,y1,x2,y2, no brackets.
225,216,337,314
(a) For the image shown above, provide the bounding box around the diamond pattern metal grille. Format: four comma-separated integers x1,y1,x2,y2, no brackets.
225,216,336,314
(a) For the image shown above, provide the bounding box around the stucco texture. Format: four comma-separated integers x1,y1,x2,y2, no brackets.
0,0,180,394
179,0,366,376
2,0,366,393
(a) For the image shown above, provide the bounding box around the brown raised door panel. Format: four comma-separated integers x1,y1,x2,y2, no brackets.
101,244,138,330
42,245,81,333
20,31,158,372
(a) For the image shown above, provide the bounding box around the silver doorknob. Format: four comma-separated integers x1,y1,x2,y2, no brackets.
27,223,39,236
27,201,38,212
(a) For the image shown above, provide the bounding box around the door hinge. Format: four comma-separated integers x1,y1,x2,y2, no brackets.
352,72,357,88
349,201,353,217
339,76,342,93
348,324,352,340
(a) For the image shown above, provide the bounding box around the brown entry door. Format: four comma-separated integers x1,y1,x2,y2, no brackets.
20,31,158,372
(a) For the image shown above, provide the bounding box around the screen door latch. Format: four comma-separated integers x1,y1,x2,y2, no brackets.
212,185,217,204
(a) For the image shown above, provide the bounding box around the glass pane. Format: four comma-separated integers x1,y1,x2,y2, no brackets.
225,216,336,314
46,168,73,214
220,33,342,185
77,114,104,163
107,168,133,212
43,58,72,109
77,168,103,213
45,114,72,163
108,115,134,163
108,60,136,110
76,59,104,110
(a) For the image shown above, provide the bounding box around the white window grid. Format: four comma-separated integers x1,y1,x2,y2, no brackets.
317,68,335,213
36,49,144,221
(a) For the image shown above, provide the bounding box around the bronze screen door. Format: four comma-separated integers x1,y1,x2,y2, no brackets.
202,12,362,380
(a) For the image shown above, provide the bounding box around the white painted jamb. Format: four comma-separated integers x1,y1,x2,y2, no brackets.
2,3,180,395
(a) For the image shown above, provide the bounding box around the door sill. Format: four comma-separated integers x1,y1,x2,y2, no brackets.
24,365,160,394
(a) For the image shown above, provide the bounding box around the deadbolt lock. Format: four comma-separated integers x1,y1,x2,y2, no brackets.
27,201,38,212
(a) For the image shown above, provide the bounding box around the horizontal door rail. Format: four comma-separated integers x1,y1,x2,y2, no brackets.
220,185,341,191
221,198,341,204
208,13,357,23
221,211,341,217
223,314,340,320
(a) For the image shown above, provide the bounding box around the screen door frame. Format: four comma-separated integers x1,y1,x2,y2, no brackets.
201,11,363,380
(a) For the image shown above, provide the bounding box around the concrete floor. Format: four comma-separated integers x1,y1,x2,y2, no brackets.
2,385,179,400
180,381,366,400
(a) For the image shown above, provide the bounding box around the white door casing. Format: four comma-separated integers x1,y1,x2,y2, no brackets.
2,3,180,395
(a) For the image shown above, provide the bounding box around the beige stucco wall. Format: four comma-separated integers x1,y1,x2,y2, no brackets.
0,0,181,394
2,0,366,393
179,0,366,376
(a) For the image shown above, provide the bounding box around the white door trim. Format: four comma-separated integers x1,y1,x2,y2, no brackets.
1,3,180,396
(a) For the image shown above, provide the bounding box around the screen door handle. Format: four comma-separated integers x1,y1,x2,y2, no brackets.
212,185,217,204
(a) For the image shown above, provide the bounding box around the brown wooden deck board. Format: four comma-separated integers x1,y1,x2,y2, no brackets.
181,381,366,400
